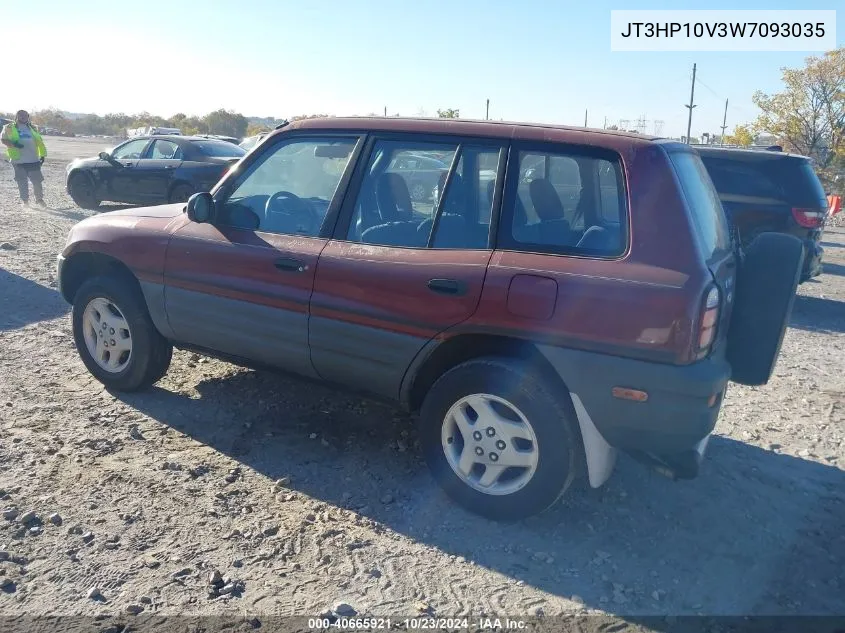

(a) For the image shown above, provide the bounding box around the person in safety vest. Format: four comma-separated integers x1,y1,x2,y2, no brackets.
1,110,47,208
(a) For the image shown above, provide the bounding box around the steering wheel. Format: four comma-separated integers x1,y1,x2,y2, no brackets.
264,191,318,235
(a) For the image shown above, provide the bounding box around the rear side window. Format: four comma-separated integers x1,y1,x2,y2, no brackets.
669,151,731,258
193,140,246,158
500,147,627,257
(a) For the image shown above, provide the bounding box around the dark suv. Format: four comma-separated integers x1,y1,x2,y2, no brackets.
57,117,803,520
696,146,828,281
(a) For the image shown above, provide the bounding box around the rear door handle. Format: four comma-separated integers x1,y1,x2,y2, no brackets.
427,278,466,296
274,257,307,273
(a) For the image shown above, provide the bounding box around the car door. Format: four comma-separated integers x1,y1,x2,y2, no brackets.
310,135,505,399
162,133,364,377
133,139,184,202
107,138,151,203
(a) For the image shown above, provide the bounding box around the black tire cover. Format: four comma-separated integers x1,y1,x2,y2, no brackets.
727,232,804,386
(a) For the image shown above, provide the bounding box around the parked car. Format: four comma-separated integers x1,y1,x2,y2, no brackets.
65,135,246,209
57,117,803,520
195,134,240,145
239,134,266,152
385,152,449,201
695,146,828,281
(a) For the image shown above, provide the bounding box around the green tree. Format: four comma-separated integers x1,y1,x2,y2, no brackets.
437,108,459,118
246,123,271,136
726,124,755,146
202,109,248,137
753,48,845,174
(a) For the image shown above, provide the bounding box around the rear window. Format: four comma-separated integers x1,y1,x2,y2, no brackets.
192,140,246,158
669,151,731,258
700,155,827,209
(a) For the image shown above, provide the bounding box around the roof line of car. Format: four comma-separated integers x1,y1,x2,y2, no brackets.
288,116,663,143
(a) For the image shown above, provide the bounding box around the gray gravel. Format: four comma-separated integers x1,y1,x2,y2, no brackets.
0,138,844,620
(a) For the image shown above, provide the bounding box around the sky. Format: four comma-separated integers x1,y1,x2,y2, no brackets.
4,0,842,138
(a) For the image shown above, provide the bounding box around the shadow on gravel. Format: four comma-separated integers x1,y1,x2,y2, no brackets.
43,207,91,222
0,267,68,330
822,262,845,277
119,368,845,616
790,295,845,334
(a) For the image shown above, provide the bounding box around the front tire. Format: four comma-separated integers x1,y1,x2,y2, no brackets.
68,173,100,210
72,275,173,391
419,357,582,521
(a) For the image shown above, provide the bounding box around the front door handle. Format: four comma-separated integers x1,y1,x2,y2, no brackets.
274,257,307,273
427,278,466,296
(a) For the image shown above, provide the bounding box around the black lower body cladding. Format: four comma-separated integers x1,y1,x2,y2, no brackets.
727,232,804,386
536,345,730,457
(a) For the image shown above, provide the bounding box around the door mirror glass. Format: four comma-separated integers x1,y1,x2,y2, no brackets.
98,151,111,161
186,192,214,223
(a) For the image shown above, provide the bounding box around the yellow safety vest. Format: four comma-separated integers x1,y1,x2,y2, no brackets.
2,123,47,162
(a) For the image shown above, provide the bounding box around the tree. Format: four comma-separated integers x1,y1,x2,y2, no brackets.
725,124,755,146
289,113,330,121
202,109,248,137
606,124,619,130
246,123,271,136
437,108,459,119
31,109,72,133
753,48,845,175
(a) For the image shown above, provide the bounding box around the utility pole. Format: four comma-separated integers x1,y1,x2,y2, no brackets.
486,99,490,121
384,106,387,117
584,109,588,127
603,116,607,129
720,98,728,146
685,63,697,144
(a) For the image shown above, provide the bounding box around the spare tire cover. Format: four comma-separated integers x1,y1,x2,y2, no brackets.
727,232,804,386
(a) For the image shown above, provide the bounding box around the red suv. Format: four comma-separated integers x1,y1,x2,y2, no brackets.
58,117,803,520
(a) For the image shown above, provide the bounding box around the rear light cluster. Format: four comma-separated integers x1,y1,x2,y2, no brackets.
697,286,721,358
791,207,826,228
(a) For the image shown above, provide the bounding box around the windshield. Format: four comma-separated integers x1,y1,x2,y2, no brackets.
193,140,246,158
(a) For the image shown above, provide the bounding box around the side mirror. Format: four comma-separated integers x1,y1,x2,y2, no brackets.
98,151,111,161
186,192,214,223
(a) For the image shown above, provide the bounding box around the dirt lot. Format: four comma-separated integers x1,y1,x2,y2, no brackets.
1,137,844,626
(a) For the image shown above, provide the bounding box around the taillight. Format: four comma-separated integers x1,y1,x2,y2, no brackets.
791,207,825,228
697,286,721,358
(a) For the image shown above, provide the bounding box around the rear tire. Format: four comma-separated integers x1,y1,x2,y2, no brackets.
169,183,194,204
72,275,173,392
419,357,582,521
68,173,100,210
727,232,804,386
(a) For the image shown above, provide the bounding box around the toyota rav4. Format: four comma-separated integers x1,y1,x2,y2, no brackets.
58,117,804,520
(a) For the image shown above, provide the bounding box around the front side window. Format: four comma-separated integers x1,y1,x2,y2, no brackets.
217,137,358,237
345,139,500,249
502,148,627,257
112,139,149,160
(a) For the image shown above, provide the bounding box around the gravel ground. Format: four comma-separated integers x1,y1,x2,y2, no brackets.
1,140,844,626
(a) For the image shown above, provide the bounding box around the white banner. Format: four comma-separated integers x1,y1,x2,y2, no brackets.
610,10,837,52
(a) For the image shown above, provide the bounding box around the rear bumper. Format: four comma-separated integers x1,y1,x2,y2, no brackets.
537,345,730,475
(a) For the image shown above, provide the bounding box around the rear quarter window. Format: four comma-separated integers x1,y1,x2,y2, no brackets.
669,151,731,259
